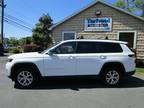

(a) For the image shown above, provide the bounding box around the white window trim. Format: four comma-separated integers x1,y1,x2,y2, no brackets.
117,31,137,49
62,31,76,41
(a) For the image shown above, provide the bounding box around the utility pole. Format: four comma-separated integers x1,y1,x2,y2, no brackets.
0,0,4,44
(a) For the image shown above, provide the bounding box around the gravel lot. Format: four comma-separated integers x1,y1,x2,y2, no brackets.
0,55,144,108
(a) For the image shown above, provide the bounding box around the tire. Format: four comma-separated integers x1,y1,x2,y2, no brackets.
101,67,121,86
14,67,39,89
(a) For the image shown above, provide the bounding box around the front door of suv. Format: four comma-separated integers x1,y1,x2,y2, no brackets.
43,42,77,76
75,42,102,75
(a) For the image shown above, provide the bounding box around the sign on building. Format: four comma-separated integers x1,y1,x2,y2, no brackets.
85,17,112,31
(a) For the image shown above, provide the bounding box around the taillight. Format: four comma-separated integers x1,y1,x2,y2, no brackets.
128,54,135,58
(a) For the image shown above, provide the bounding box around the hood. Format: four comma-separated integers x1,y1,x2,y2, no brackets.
8,52,43,59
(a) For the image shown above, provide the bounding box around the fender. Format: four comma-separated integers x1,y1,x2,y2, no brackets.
99,62,126,76
11,62,42,80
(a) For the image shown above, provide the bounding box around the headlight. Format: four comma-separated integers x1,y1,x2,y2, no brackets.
7,59,13,62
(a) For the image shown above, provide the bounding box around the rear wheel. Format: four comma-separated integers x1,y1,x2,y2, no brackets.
101,67,121,86
14,67,39,89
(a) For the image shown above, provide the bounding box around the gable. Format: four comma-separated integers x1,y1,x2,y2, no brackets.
50,0,144,30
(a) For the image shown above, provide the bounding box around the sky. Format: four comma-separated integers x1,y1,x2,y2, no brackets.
4,0,116,38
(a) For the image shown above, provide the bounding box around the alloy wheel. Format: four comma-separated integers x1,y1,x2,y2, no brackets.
17,71,33,86
105,70,120,85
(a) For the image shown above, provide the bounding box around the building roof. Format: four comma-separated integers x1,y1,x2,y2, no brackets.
49,0,144,30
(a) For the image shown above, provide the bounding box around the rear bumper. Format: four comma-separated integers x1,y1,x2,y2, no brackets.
124,70,136,76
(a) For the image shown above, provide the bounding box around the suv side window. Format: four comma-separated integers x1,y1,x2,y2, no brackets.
76,42,98,53
76,42,123,54
54,42,76,54
97,42,123,53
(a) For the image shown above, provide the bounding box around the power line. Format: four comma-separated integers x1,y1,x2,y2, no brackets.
5,17,32,30
1,1,34,38
4,20,31,32
5,7,33,23
5,20,32,32
5,13,34,28
4,17,32,32
2,12,34,32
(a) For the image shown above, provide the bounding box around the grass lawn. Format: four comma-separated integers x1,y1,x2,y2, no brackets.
136,68,144,75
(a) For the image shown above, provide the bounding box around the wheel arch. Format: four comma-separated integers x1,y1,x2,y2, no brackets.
10,62,42,81
99,62,126,76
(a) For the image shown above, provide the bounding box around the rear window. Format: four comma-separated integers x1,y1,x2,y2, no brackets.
76,42,123,53
96,42,123,53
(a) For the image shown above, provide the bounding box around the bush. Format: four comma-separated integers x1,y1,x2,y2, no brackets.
23,44,43,52
10,48,22,54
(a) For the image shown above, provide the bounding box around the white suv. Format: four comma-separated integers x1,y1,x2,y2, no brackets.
6,39,136,88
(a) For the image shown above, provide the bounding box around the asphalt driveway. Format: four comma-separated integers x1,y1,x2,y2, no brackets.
0,55,144,108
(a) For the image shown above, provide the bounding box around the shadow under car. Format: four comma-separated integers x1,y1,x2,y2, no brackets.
15,76,144,90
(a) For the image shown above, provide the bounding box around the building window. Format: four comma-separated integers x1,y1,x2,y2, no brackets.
118,31,137,49
62,31,76,40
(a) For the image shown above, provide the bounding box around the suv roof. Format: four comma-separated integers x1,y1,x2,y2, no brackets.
62,39,128,44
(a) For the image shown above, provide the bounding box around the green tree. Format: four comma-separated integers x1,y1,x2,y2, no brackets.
115,0,144,17
115,0,126,9
134,0,144,17
19,38,26,46
25,37,32,44
19,36,32,45
115,0,135,12
8,37,19,46
32,14,53,48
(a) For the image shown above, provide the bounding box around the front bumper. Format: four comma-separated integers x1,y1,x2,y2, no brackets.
5,62,13,78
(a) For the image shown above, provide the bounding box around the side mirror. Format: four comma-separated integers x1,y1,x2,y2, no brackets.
47,50,56,55
47,51,53,55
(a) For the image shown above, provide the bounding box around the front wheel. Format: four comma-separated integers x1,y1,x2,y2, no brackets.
14,67,38,89
101,68,121,86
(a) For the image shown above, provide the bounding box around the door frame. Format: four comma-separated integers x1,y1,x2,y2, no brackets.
117,31,137,49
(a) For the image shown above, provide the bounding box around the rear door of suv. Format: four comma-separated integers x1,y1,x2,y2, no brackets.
74,42,103,75
74,41,123,75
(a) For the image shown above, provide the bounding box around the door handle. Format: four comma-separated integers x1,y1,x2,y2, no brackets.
100,55,107,59
68,56,74,59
